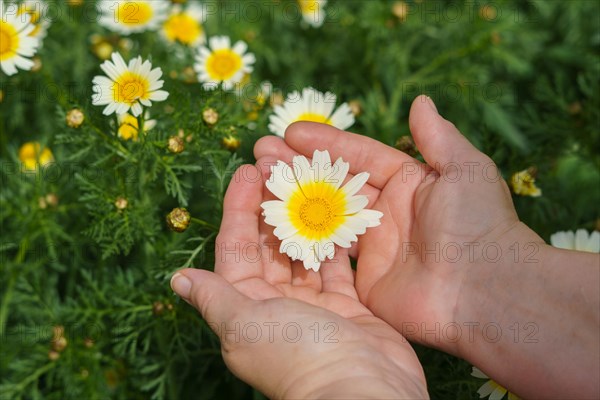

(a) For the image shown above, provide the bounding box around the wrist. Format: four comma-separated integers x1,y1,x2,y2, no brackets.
451,221,545,356
280,344,427,399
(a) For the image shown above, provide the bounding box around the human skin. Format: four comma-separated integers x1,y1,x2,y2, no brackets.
254,95,600,399
170,163,428,398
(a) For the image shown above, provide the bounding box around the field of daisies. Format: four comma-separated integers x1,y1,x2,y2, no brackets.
1,0,599,399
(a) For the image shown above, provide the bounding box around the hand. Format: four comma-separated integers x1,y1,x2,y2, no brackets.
170,163,428,399
255,95,537,351
254,95,599,399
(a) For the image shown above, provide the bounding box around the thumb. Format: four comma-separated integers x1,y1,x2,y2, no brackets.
408,95,490,170
170,268,250,324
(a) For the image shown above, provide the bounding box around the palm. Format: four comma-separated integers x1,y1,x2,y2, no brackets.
210,164,427,397
252,107,524,341
356,160,518,329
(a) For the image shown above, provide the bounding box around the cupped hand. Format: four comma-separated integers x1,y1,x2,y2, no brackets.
253,95,543,355
170,161,428,398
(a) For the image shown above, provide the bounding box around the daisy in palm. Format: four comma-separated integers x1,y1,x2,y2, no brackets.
194,36,255,90
472,367,520,400
162,1,206,46
92,52,169,116
268,87,354,137
0,0,40,76
550,229,599,252
261,149,382,271
98,0,169,35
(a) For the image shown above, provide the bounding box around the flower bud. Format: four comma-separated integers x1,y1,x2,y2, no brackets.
45,193,59,207
152,301,165,316
395,136,418,157
66,108,85,128
202,108,219,126
348,100,362,117
392,1,408,21
114,197,128,210
222,135,241,151
166,208,190,232
168,136,185,154
31,57,42,72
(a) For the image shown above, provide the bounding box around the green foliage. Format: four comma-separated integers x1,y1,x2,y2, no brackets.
1,1,598,399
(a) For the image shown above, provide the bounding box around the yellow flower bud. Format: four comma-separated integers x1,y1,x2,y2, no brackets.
202,108,219,126
166,208,191,232
348,100,362,117
222,135,241,151
114,197,128,210
510,168,542,197
19,142,54,171
167,136,185,154
66,108,85,128
392,1,409,21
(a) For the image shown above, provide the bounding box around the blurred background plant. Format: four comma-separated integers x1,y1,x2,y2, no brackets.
1,0,598,399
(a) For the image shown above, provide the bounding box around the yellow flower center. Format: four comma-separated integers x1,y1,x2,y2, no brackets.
0,22,18,61
111,72,150,104
206,49,242,81
298,0,320,14
299,198,333,231
163,13,202,44
118,114,140,141
288,181,347,240
295,112,332,125
118,2,153,26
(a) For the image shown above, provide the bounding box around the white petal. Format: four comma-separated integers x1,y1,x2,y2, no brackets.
471,367,488,379
355,209,383,227
342,215,369,235
266,161,297,201
342,172,369,196
292,154,313,185
273,222,298,240
311,149,331,182
326,157,350,189
586,231,600,253
329,103,355,130
344,195,369,214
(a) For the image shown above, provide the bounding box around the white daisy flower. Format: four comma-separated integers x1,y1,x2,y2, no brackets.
472,367,520,400
117,111,156,141
0,1,40,76
17,0,50,41
193,35,256,91
268,87,355,137
162,2,206,46
298,0,327,27
550,229,600,253
92,52,169,116
97,0,170,35
261,149,383,271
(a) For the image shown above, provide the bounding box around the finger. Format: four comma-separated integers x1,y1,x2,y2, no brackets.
254,135,381,207
408,95,490,169
320,247,358,300
279,122,418,189
215,164,264,282
256,156,294,285
170,269,250,324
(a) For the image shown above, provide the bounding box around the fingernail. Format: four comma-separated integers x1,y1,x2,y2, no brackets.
171,273,192,299
425,96,438,113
